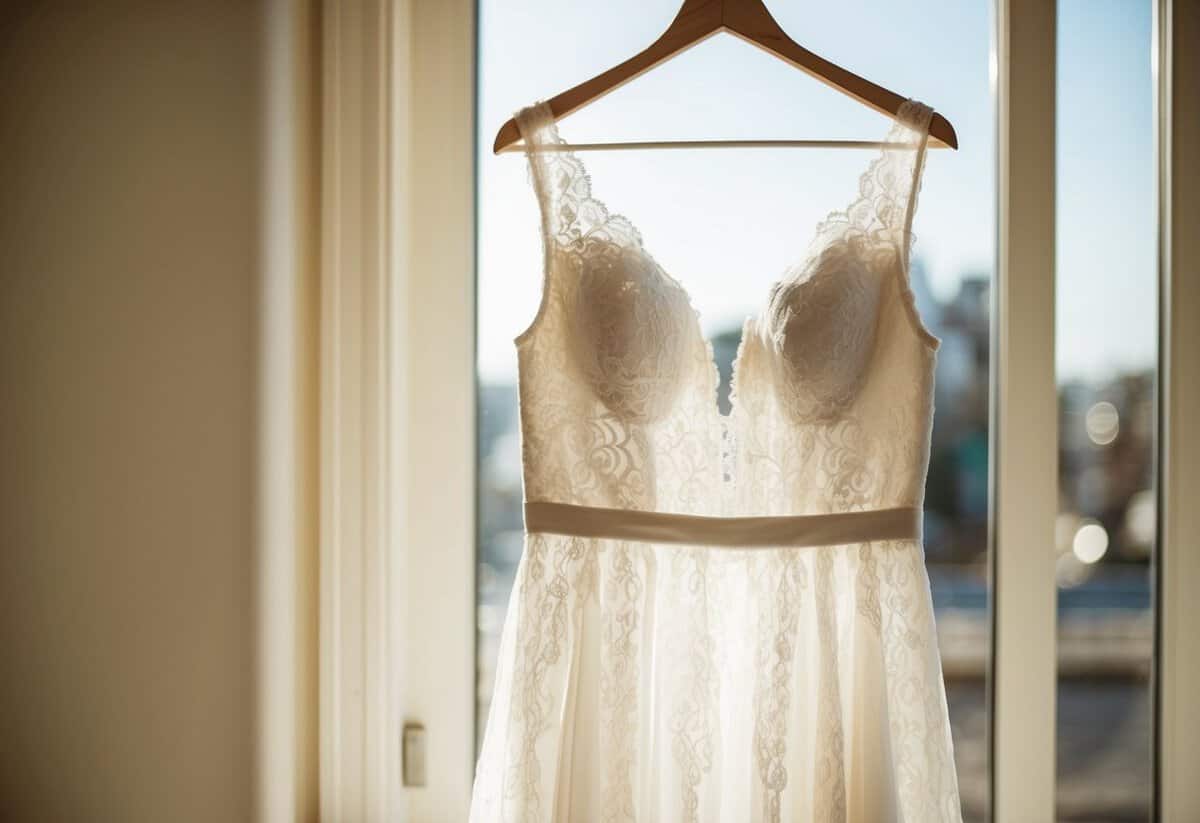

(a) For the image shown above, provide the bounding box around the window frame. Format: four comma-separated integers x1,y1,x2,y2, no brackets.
1154,1,1200,819
317,0,476,819
989,1,1058,818
315,1,1200,820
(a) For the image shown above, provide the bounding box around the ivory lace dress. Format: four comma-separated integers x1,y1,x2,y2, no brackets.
470,99,962,823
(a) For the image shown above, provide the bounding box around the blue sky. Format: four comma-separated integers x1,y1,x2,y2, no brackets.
476,0,1155,384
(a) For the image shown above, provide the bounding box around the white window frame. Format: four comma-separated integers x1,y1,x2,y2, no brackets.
990,1,1058,819
319,1,404,817
314,1,1200,820
318,0,476,819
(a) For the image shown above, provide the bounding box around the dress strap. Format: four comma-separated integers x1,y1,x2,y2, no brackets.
513,102,559,236
893,100,935,273
511,102,570,344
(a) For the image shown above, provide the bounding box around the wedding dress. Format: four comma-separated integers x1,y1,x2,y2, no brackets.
470,98,962,822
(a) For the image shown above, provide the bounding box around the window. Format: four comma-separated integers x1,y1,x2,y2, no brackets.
314,0,1200,815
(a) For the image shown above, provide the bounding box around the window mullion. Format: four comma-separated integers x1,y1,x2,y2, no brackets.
990,1,1058,821
1156,1,1200,819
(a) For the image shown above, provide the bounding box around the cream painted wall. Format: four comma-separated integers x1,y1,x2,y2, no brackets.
0,2,315,820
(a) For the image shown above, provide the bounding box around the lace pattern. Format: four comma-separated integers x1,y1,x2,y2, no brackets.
470,99,961,822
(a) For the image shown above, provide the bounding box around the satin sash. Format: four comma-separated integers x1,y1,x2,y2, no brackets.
523,500,921,549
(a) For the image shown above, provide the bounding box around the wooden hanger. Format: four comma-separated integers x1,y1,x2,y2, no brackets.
493,0,958,154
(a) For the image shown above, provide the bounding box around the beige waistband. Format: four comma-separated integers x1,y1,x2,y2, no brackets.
523,501,921,549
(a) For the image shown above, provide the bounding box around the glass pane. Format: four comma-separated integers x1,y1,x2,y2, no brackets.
476,3,994,818
1055,2,1156,820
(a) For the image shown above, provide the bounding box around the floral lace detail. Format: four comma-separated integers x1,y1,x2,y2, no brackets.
856,542,884,634
469,99,961,823
668,547,718,822
753,549,806,821
501,534,590,818
599,541,643,823
565,241,698,424
813,548,849,821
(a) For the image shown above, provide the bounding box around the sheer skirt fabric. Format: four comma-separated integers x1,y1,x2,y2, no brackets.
470,533,960,823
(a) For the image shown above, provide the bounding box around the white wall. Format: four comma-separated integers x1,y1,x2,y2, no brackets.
0,3,315,820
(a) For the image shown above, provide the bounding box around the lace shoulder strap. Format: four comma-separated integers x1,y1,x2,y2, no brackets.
884,100,939,347
514,102,613,247
511,102,573,343
513,103,560,244
889,100,935,274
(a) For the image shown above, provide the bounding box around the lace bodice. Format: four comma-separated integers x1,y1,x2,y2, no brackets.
513,99,940,519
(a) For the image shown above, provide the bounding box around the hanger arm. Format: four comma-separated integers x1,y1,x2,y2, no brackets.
492,0,725,153
493,0,958,154
721,0,958,149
